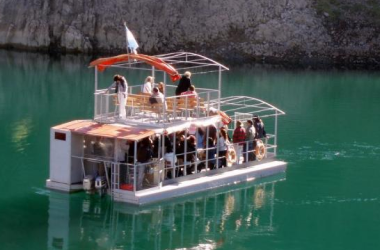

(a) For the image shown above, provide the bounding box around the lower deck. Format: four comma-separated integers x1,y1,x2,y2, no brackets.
47,160,286,205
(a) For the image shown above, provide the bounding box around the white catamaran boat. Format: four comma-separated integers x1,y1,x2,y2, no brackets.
46,52,286,205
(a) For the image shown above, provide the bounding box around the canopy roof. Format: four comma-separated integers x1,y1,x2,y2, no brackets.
212,96,286,119
89,54,181,82
89,52,229,80
53,120,156,141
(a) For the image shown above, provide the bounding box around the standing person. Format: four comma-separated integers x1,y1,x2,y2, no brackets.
245,120,256,161
106,74,128,120
233,121,246,164
175,71,192,96
217,129,229,168
142,76,154,94
196,128,204,149
253,115,267,139
136,137,153,190
206,137,216,170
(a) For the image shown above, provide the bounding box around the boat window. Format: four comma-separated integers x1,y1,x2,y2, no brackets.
54,132,66,141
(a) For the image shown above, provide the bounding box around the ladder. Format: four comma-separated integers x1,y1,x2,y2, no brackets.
110,163,120,198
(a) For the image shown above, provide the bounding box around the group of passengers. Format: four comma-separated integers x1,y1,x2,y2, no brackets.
107,71,198,119
233,116,267,162
118,115,267,189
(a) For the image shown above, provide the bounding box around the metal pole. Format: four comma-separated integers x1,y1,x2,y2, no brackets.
161,134,164,188
152,66,155,88
205,126,209,170
94,67,98,119
173,133,176,178
184,129,188,176
133,140,137,192
274,110,278,156
218,66,222,110
216,127,219,169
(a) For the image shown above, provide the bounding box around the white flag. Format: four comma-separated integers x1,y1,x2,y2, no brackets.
125,25,139,54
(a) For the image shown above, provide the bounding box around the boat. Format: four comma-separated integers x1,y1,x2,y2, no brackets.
46,51,286,205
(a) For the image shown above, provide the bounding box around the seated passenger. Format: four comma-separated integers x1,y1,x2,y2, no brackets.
149,87,165,104
180,85,198,98
157,82,165,94
142,76,154,94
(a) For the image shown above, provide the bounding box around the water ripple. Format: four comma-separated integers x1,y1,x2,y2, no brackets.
279,141,380,162
275,196,379,206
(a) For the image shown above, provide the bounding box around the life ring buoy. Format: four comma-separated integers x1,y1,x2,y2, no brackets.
217,111,232,125
254,139,266,161
226,147,237,164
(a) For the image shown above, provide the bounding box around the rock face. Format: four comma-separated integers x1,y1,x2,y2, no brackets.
0,0,379,66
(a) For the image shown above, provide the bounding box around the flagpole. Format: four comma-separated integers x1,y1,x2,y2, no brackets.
124,21,131,67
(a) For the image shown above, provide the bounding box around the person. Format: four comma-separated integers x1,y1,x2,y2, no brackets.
196,127,204,149
204,124,217,147
142,76,154,94
136,137,153,190
175,71,192,96
245,120,256,161
253,115,267,139
106,74,128,119
180,85,198,98
217,129,229,168
149,87,165,104
233,121,246,164
157,82,165,94
185,135,197,174
206,137,216,170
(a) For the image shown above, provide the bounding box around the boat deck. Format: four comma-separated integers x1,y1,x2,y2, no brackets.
113,160,286,205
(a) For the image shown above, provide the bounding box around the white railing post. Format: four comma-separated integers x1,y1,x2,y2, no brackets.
133,141,137,192
218,66,221,110
94,67,98,119
152,66,155,88
274,110,278,156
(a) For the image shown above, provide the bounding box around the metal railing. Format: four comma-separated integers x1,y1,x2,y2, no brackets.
72,155,163,193
163,136,277,183
94,85,219,124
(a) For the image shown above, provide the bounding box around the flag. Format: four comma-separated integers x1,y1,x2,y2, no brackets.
125,24,139,54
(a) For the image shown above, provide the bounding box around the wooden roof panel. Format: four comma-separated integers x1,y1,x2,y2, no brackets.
53,120,155,141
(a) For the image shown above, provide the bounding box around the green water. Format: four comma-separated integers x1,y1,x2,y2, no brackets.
0,50,380,250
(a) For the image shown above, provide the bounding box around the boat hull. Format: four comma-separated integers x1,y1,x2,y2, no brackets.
112,160,286,205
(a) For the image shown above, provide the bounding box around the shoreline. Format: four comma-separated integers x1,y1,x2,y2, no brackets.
1,47,379,71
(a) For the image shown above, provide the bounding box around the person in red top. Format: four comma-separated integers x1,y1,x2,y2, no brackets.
233,120,246,164
180,85,197,98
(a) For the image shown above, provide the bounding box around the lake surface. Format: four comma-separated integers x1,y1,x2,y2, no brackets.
0,50,379,250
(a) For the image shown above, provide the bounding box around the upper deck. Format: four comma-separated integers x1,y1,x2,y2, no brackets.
91,52,228,128
90,52,285,130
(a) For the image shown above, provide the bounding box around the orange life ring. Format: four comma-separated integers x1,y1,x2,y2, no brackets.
217,111,232,125
226,147,237,164
254,139,266,161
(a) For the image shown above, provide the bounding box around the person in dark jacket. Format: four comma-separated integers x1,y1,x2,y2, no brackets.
253,115,267,139
175,71,192,96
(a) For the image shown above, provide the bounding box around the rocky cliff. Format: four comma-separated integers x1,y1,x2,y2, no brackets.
0,0,379,66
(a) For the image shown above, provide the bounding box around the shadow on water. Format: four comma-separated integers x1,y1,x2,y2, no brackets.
46,173,285,250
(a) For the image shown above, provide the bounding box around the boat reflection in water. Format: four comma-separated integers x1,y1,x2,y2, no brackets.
47,173,285,250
